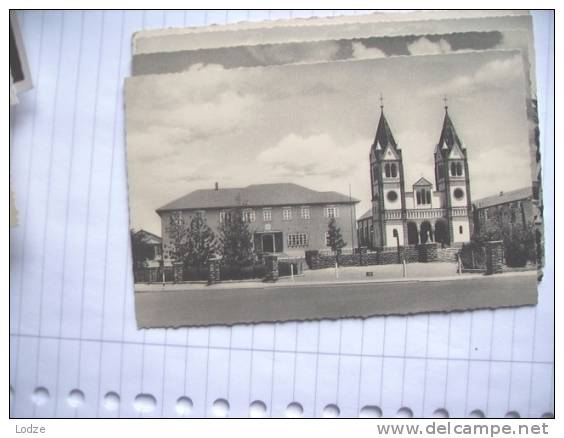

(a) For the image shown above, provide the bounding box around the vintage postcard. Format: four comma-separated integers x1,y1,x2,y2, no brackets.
132,11,531,54
126,48,539,327
131,12,543,272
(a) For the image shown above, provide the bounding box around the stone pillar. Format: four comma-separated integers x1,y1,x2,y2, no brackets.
207,257,221,285
359,246,367,266
172,261,184,283
264,254,279,282
485,240,504,275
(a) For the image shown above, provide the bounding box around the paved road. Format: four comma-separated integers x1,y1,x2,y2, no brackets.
135,272,538,328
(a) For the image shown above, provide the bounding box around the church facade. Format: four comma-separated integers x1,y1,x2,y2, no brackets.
358,103,473,248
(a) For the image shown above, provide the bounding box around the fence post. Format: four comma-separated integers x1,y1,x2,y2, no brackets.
207,256,221,285
484,240,504,275
172,261,184,284
264,254,279,282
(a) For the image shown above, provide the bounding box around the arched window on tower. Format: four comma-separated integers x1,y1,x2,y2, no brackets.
390,163,397,177
438,164,444,179
450,161,463,176
416,189,432,206
384,163,391,178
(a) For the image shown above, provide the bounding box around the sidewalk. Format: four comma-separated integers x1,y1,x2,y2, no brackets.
134,262,535,293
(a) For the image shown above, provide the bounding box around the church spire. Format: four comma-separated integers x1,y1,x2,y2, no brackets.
372,97,398,150
437,103,463,150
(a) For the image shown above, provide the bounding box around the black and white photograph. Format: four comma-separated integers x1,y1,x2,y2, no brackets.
8,9,554,421
126,47,541,327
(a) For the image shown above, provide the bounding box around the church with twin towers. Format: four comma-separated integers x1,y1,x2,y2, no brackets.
357,99,474,249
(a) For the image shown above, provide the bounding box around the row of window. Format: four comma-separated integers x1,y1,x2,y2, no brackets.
438,161,465,179
416,189,432,205
479,201,524,222
287,232,340,248
376,161,464,184
218,206,339,223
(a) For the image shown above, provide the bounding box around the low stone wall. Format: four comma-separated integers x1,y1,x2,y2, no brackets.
306,243,446,270
436,247,460,262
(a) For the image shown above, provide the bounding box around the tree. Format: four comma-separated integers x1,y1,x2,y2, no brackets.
185,214,218,268
327,217,347,256
166,212,189,263
218,207,256,268
130,229,155,269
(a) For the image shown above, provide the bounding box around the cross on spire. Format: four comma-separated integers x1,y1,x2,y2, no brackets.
443,95,448,111
379,93,384,111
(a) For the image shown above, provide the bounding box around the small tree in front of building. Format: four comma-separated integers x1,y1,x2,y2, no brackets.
327,217,347,265
166,212,189,263
185,213,218,269
218,207,257,269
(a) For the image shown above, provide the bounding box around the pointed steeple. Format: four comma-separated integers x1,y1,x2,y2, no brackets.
437,104,463,150
372,103,398,151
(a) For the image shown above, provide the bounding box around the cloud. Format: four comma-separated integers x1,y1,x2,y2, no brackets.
351,41,387,59
246,40,341,65
407,37,452,55
257,133,363,178
127,88,261,163
421,54,525,97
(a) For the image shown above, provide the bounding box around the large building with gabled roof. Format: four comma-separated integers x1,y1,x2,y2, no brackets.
358,102,473,248
157,182,359,261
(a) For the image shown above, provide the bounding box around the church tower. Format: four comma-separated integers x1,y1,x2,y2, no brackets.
370,102,407,247
433,102,473,244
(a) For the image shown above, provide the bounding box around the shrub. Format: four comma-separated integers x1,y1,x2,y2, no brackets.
304,250,319,269
459,242,485,269
471,226,537,269
503,228,536,267
221,264,266,281
183,265,209,281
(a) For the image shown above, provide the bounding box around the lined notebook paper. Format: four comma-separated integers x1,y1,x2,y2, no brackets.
9,10,554,418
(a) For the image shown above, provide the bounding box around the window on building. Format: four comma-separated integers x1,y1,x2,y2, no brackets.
438,163,444,179
242,209,255,222
263,208,272,222
453,188,465,200
386,190,398,202
195,210,206,219
459,225,463,234
301,206,310,219
326,205,339,218
416,189,431,205
288,233,309,248
282,207,292,221
384,162,398,178
450,161,464,176
325,231,331,247
219,211,226,223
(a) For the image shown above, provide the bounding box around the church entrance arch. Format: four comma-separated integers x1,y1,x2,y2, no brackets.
434,219,449,246
407,221,419,245
420,221,433,244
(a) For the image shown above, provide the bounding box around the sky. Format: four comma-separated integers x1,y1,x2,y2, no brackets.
126,49,532,235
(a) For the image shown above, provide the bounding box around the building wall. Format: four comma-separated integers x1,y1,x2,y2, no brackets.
451,216,471,243
160,202,358,262
448,182,469,207
382,182,403,210
385,220,405,246
474,198,534,234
